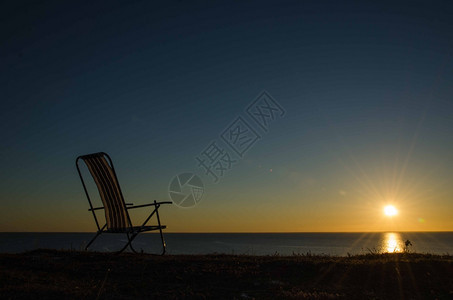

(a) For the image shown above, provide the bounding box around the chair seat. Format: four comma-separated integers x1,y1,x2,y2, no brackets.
106,225,167,233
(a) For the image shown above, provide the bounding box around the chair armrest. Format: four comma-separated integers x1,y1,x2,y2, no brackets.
155,201,173,205
88,206,105,211
127,201,173,210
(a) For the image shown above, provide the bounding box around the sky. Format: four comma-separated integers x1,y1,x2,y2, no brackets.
1,0,453,232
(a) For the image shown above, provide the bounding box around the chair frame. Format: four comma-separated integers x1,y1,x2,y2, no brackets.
76,152,172,254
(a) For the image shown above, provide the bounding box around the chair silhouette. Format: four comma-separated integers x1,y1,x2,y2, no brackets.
76,152,171,254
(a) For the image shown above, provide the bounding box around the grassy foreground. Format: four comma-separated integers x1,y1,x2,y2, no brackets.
1,250,453,299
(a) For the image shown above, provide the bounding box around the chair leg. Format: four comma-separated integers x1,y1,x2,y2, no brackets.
114,202,168,255
155,202,167,255
158,226,167,255
85,232,101,250
117,230,166,255
85,224,107,250
116,232,138,254
127,232,139,253
129,243,139,253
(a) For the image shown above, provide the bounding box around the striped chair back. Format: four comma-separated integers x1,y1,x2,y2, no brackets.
81,153,130,232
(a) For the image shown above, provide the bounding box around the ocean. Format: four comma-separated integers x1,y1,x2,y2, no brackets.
1,232,452,256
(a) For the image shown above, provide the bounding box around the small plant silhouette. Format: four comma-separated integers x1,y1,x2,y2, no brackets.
404,239,413,253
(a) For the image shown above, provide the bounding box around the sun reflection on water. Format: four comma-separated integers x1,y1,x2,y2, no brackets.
382,232,403,253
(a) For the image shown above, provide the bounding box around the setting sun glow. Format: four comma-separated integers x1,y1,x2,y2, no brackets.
384,205,398,217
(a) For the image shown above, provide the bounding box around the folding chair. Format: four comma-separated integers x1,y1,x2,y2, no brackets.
76,152,172,254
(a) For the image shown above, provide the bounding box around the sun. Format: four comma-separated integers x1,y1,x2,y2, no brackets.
384,205,398,217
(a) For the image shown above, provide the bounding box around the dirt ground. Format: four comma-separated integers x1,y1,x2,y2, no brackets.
1,250,453,299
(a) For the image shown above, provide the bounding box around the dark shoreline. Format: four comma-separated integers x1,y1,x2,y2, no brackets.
1,250,452,299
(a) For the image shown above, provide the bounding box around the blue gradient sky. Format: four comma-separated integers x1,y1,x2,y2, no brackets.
1,1,453,232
